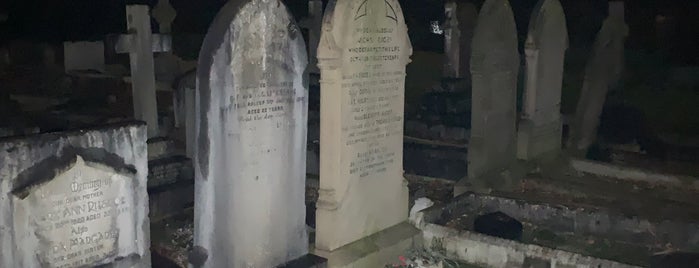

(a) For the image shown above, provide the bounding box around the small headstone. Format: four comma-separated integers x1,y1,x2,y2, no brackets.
194,0,309,266
63,41,106,73
468,0,519,179
0,122,150,267
316,0,412,251
517,0,568,160
568,1,628,153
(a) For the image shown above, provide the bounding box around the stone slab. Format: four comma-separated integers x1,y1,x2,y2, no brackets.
63,41,106,73
0,122,150,268
277,254,328,268
313,222,420,268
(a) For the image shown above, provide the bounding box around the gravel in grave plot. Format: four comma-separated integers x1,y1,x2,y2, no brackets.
151,211,194,268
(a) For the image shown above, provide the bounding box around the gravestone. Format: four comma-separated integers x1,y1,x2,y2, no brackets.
63,41,106,73
194,0,309,267
467,0,519,179
517,0,568,160
316,0,412,252
115,5,172,138
0,122,150,267
443,0,477,82
568,1,628,154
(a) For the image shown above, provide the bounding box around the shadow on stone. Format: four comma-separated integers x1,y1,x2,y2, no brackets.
473,211,523,241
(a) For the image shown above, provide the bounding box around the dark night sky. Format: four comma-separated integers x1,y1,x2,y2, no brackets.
0,0,697,63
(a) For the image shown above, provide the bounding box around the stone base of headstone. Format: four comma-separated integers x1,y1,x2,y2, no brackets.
312,222,420,268
516,119,563,160
454,161,534,197
276,253,328,268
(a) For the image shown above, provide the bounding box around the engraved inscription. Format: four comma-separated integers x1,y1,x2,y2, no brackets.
16,156,135,268
342,21,404,179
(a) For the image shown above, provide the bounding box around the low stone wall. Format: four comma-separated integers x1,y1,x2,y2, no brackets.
570,158,699,190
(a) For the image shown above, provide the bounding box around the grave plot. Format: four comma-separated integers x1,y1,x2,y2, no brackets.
408,158,699,267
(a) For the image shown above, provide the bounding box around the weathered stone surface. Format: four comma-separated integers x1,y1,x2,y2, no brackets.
568,1,628,154
147,155,192,188
316,0,412,252
443,0,477,82
0,122,150,268
467,0,519,179
194,0,309,266
517,0,568,160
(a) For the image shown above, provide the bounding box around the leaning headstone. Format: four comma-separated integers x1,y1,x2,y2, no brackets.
468,0,519,179
63,41,106,73
568,1,628,154
316,0,413,253
194,0,310,267
517,0,568,160
0,122,150,267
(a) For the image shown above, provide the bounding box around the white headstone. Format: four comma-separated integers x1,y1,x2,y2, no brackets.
0,123,150,268
316,0,412,251
63,41,106,73
468,0,519,179
194,0,309,266
517,0,568,160
569,1,628,153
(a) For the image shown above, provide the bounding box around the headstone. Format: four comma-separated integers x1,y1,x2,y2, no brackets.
172,70,196,157
568,1,628,154
443,0,477,81
468,0,519,179
194,0,309,266
316,0,412,251
115,5,170,138
0,122,150,267
517,0,568,160
63,41,106,73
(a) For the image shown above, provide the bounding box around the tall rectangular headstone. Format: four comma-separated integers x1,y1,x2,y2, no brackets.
0,122,150,268
443,0,477,81
316,0,412,251
194,0,309,267
568,1,628,154
468,0,519,179
517,0,568,160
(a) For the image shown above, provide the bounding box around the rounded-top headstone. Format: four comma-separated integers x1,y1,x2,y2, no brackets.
194,0,309,267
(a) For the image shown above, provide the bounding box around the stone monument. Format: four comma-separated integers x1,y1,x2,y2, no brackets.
568,1,628,154
316,0,416,261
517,0,568,160
193,0,310,266
0,122,150,268
443,0,477,83
467,0,519,179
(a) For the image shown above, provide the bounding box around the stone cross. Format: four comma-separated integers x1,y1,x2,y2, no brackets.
299,0,323,74
152,0,176,33
316,0,412,253
517,0,568,160
115,5,172,138
194,0,309,266
568,1,628,154
443,0,477,81
468,0,519,180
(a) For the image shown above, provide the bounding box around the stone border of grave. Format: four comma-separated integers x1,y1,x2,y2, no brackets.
570,158,699,191
409,191,699,267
